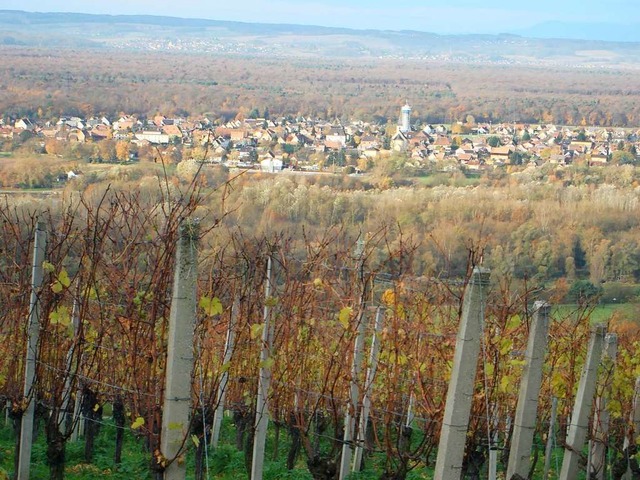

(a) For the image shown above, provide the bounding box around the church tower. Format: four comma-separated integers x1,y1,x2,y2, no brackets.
399,102,411,133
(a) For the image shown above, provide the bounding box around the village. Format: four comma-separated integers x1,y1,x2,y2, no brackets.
1,103,639,183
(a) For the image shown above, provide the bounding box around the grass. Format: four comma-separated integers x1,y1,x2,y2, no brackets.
0,414,441,479
552,302,637,324
0,411,601,479
0,420,151,479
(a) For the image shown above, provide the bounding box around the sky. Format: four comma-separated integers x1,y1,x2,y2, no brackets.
2,0,640,35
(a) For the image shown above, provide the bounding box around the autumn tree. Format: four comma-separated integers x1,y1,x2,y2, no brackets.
115,140,130,162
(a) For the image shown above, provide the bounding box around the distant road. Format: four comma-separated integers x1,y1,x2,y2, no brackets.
0,189,61,196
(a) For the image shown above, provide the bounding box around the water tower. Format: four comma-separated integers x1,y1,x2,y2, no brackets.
400,102,411,133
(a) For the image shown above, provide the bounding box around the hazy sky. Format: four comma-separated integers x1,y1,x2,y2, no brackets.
3,0,640,34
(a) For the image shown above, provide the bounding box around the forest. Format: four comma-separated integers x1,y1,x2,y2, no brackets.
2,46,640,127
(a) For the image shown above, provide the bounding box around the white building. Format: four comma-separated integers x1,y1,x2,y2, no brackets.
399,103,411,133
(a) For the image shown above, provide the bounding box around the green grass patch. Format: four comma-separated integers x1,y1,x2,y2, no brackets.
552,303,637,324
0,421,151,479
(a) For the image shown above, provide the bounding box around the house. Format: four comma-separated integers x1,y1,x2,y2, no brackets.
162,124,182,140
358,135,379,151
489,145,514,164
113,117,137,132
285,133,310,146
432,135,452,151
464,158,482,170
590,147,609,164
0,127,14,139
361,147,380,159
325,127,347,147
90,124,111,141
114,131,132,141
408,130,430,147
67,128,86,143
260,158,284,172
215,127,247,141
391,130,408,151
15,118,35,131
40,127,59,139
63,117,84,129
135,131,170,144
568,141,593,155
324,140,344,151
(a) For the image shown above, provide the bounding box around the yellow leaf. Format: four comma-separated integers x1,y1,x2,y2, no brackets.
259,357,275,369
220,362,231,373
509,359,526,368
191,435,200,448
199,296,223,317
52,269,71,293
49,306,71,327
485,363,494,377
381,289,396,306
131,416,145,429
338,307,352,329
499,375,512,393
155,451,167,467
93,403,100,412
58,269,71,288
51,281,63,294
313,278,323,288
168,422,183,431
499,338,513,356
506,314,521,331
251,324,264,340
42,261,55,273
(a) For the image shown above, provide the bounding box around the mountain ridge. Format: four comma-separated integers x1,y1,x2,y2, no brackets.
1,9,640,64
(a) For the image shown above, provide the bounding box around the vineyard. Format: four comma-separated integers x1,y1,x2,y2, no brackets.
0,174,639,480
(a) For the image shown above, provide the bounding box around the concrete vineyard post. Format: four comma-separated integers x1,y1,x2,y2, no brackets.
590,333,617,480
160,221,199,480
507,301,551,480
434,267,490,480
17,222,47,480
353,306,384,472
251,255,274,480
558,325,606,480
211,298,239,448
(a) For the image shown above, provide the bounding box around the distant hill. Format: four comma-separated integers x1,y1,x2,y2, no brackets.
511,21,640,43
2,10,640,65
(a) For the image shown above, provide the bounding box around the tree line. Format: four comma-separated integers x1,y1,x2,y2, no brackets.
2,47,640,127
